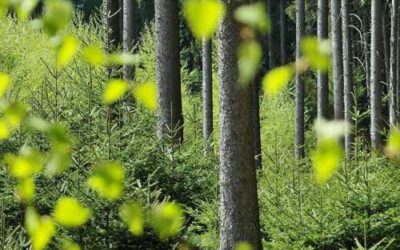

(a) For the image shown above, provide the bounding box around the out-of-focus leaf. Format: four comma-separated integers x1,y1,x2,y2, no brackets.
3,101,27,129
150,202,184,240
45,151,71,176
183,0,225,39
61,239,81,250
0,72,11,98
0,0,8,17
314,119,350,140
26,117,49,132
25,207,55,250
53,197,91,227
108,53,139,65
103,79,129,105
13,0,39,20
82,45,106,66
262,65,294,96
301,37,331,71
57,34,79,68
42,0,73,36
235,242,254,250
386,127,400,158
133,82,157,111
237,40,262,86
87,162,125,200
234,2,270,33
0,120,9,139
4,147,44,179
47,123,73,152
119,202,144,236
16,177,35,202
312,138,343,185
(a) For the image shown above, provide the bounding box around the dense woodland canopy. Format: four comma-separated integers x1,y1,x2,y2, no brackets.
1,0,400,249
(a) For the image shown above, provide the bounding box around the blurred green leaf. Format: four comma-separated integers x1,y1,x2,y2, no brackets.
119,202,144,236
103,79,129,105
87,162,125,200
4,147,44,179
108,53,139,65
238,40,262,86
82,45,106,66
42,0,73,36
53,197,91,227
235,242,254,250
45,151,71,176
183,0,225,39
61,239,81,250
133,82,157,111
12,0,39,20
25,207,55,250
3,101,27,129
150,202,184,240
262,65,294,96
312,138,343,185
56,34,79,68
301,37,331,71
16,177,35,202
0,72,11,98
234,2,270,33
386,127,400,158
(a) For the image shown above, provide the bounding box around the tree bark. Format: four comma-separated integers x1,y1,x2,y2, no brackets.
123,0,135,80
389,0,398,126
279,0,287,65
267,0,275,68
331,0,344,120
295,0,305,159
202,39,213,141
370,0,383,149
341,0,353,158
104,0,122,52
218,1,262,249
252,81,262,168
317,0,329,119
155,0,184,143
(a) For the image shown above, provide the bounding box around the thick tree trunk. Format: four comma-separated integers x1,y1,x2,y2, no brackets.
122,0,135,80
218,1,262,249
389,0,398,126
279,0,287,65
295,0,305,159
155,0,184,143
331,0,344,119
317,0,329,119
370,0,383,149
104,0,122,52
202,39,213,141
267,0,275,68
341,0,353,158
252,81,262,168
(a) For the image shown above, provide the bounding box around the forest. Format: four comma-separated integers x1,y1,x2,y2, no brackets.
0,0,400,249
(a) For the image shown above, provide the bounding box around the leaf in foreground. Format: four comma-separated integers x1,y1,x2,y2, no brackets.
263,65,294,96
103,79,129,105
53,197,91,227
25,207,55,250
119,202,144,236
133,82,157,111
87,162,125,200
150,202,184,240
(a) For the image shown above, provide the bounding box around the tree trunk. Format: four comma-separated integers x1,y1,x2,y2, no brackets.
252,81,262,168
370,0,383,149
331,0,344,120
155,0,184,143
104,0,122,52
267,0,275,68
123,0,135,80
389,0,398,126
279,0,287,65
202,39,213,141
341,0,353,158
317,0,329,119
218,1,262,249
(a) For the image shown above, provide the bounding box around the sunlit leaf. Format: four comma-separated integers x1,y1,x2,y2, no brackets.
235,242,254,250
3,101,27,129
262,65,294,96
237,40,262,86
57,34,79,68
4,147,44,179
61,239,81,250
42,0,73,36
25,207,55,250
103,79,129,105
47,123,73,152
0,72,11,98
314,119,350,140
108,53,139,65
312,138,343,185
26,116,49,132
234,2,270,33
0,0,8,17
0,119,10,139
119,202,144,236
183,0,225,39
386,127,400,158
150,202,184,240
82,45,106,66
45,151,71,176
133,82,157,111
12,0,39,20
53,197,91,227
87,162,125,200
301,37,331,71
16,177,35,202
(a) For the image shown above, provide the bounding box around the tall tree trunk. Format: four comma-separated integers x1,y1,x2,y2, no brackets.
252,81,262,168
202,39,213,141
317,0,329,119
122,0,135,80
279,0,287,65
104,0,122,52
295,0,305,159
155,0,184,143
267,0,275,68
389,0,398,126
370,0,383,149
331,0,344,119
218,1,262,249
341,0,353,158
